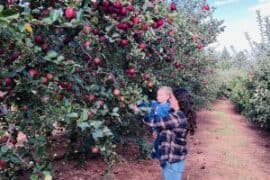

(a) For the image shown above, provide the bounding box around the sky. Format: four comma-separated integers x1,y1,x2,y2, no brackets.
207,0,270,53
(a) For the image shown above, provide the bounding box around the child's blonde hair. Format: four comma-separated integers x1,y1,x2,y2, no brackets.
158,86,179,111
158,86,173,95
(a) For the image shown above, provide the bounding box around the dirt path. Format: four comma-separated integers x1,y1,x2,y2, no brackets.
53,100,270,180
184,100,270,180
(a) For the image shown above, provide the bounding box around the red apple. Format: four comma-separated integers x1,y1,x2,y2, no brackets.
10,138,17,145
120,7,127,15
97,100,105,106
42,43,49,52
126,4,133,11
94,57,101,65
170,2,177,11
83,25,92,34
114,0,122,9
142,24,150,31
85,94,96,102
91,146,99,153
41,77,49,85
65,7,75,19
29,69,38,78
117,23,129,30
0,160,7,169
196,44,203,50
143,73,150,80
83,41,91,48
9,52,19,62
46,73,54,80
202,5,210,11
87,111,94,118
66,82,72,91
0,136,9,144
138,43,146,50
126,67,135,76
107,73,115,81
147,81,154,89
4,77,12,87
120,39,129,46
131,16,140,24
92,29,100,35
34,35,44,44
113,88,121,96
102,0,110,7
156,19,164,27
165,57,172,62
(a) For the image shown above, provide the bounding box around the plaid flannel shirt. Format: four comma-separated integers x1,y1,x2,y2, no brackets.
143,111,188,167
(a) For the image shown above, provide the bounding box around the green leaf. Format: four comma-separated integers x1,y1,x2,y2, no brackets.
15,66,26,73
42,17,53,24
26,38,34,47
92,129,104,140
76,9,83,20
34,46,42,53
63,98,71,106
67,112,78,118
89,84,100,91
73,75,83,84
111,112,120,117
112,32,120,38
0,5,4,13
81,0,91,8
1,145,8,153
9,156,21,164
63,60,75,65
105,24,114,32
112,107,119,113
143,0,149,11
80,109,88,121
30,174,39,180
90,121,103,129
45,50,58,60
54,55,65,64
42,9,62,24
100,109,109,116
0,13,19,23
18,23,25,32
78,122,90,131
103,127,113,136
43,171,52,180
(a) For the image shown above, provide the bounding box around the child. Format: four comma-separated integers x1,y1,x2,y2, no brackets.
138,86,173,119
138,86,175,158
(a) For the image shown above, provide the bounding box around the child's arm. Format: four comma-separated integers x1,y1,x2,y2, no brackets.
152,131,158,139
137,100,151,107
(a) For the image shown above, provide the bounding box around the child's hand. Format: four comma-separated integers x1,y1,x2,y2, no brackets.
152,131,157,139
130,103,139,113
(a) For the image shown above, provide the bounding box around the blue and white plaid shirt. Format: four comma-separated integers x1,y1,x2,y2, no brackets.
143,111,188,167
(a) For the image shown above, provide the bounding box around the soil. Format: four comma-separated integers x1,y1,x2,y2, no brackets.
53,100,270,180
